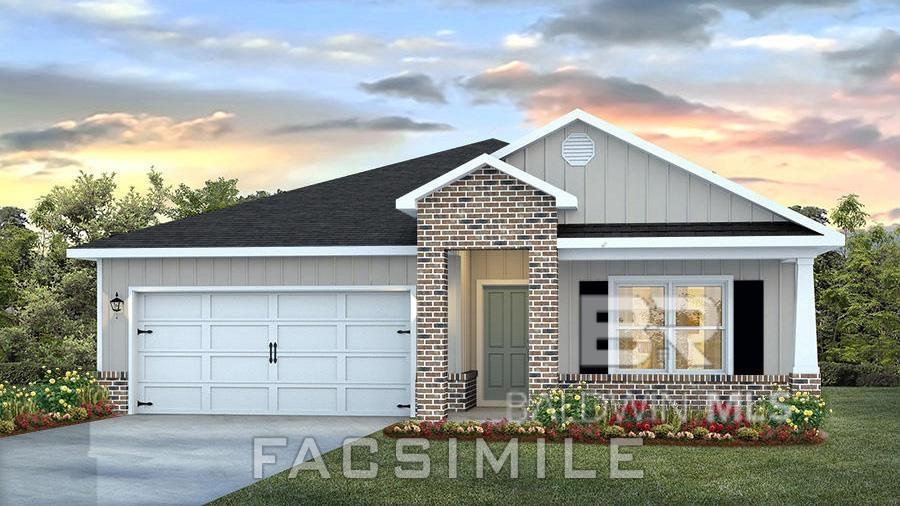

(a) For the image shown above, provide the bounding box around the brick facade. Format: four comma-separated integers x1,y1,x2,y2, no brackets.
95,371,128,413
559,373,821,409
416,166,559,420
447,370,478,412
789,373,822,393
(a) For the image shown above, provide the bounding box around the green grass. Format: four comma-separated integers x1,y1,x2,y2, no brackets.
212,388,900,505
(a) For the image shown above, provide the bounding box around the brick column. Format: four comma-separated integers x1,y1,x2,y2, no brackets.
415,167,559,420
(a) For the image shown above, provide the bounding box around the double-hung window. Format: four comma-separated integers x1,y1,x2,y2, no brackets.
609,276,732,374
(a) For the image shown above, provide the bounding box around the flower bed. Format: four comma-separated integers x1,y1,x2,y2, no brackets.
0,368,117,437
384,383,829,446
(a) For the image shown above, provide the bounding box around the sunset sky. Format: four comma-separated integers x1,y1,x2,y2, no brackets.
1,0,898,223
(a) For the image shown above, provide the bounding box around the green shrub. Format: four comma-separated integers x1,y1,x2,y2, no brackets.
856,372,900,387
651,424,676,438
602,425,625,438
756,390,829,431
736,427,759,441
692,426,710,437
0,419,14,434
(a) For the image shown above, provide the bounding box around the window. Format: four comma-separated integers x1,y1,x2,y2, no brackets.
609,277,732,374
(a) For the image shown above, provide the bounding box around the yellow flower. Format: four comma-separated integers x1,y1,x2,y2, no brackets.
778,396,785,402
49,379,56,385
574,395,581,401
803,409,813,417
546,408,556,415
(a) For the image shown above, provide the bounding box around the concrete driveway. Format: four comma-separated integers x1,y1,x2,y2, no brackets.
0,414,399,505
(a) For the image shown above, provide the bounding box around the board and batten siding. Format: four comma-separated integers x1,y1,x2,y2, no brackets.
558,259,797,375
503,120,787,225
99,256,417,371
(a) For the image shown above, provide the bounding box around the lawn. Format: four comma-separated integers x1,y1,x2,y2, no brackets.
212,388,900,505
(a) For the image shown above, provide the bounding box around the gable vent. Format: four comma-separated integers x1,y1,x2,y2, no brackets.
562,133,595,166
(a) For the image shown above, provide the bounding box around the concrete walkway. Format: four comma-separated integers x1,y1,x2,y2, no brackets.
0,414,398,505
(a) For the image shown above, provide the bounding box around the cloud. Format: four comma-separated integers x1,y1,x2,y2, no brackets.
826,29,900,79
0,111,234,152
872,207,900,222
739,116,900,171
534,0,856,46
0,153,84,175
269,116,453,135
537,0,721,46
503,33,542,50
460,61,754,128
359,73,447,104
724,33,837,51
729,176,785,184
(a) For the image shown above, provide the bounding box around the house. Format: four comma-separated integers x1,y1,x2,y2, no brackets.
68,110,843,420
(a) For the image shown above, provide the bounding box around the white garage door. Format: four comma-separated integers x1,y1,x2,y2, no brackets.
132,289,413,416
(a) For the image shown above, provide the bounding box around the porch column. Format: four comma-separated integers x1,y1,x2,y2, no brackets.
791,257,819,374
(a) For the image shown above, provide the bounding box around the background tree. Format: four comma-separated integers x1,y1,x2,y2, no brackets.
830,194,868,233
0,170,270,381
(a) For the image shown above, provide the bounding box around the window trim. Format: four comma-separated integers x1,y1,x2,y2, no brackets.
608,275,734,375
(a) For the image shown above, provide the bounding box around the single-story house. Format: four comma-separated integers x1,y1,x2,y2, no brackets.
68,109,843,420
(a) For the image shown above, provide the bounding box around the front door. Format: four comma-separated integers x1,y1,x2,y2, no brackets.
483,286,528,402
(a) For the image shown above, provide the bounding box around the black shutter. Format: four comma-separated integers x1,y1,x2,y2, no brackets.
733,280,764,375
580,281,608,374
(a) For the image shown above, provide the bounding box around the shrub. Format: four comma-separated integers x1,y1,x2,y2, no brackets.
820,362,900,386
651,424,676,438
856,372,900,387
0,382,37,420
530,383,604,427
736,427,759,441
14,412,52,431
0,419,14,434
33,368,100,415
692,426,710,438
610,400,655,432
755,390,829,431
602,425,626,438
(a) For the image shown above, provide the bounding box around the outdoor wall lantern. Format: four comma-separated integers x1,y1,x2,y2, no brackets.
109,292,124,318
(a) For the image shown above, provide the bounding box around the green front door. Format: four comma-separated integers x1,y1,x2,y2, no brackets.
483,286,528,402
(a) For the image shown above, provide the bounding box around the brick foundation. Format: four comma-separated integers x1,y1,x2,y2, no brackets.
416,166,559,420
94,371,128,413
789,373,822,394
558,373,820,409
448,370,478,412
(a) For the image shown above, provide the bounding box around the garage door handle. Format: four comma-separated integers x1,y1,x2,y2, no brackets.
397,404,411,409
396,330,411,334
137,401,153,407
268,343,273,364
137,329,153,335
273,342,277,364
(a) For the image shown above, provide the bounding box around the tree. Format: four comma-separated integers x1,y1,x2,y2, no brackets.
167,177,269,220
0,207,27,228
789,205,829,225
830,194,868,233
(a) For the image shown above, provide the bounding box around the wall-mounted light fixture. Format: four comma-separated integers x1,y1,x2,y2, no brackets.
110,292,124,318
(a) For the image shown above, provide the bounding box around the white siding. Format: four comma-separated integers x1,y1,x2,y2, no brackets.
558,259,796,375
505,120,787,224
100,256,417,371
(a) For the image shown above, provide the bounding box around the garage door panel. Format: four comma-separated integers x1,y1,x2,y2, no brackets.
210,294,268,319
277,325,338,350
143,294,202,319
210,325,269,350
346,324,407,351
210,356,269,382
136,289,411,416
142,386,202,412
140,325,202,351
278,294,339,319
346,293,408,319
277,387,338,413
346,356,409,383
144,356,202,382
346,387,409,414
210,387,269,412
277,356,338,382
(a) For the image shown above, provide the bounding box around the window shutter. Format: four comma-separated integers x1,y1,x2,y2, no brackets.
580,281,608,374
733,280,764,374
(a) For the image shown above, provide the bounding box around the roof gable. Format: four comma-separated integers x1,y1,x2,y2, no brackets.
394,154,578,216
492,109,843,243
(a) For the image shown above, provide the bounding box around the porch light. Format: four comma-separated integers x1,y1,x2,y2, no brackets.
110,292,124,317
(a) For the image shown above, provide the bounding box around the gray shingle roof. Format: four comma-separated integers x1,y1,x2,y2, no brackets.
75,139,508,249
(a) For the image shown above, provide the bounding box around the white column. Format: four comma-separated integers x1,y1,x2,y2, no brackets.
792,257,819,374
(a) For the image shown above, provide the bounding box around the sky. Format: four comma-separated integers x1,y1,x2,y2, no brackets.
0,0,898,224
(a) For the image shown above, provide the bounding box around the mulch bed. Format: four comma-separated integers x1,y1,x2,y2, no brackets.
0,413,120,439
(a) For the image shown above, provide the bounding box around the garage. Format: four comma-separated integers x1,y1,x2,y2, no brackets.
130,288,414,416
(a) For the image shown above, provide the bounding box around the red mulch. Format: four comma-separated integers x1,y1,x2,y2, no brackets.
0,413,120,439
